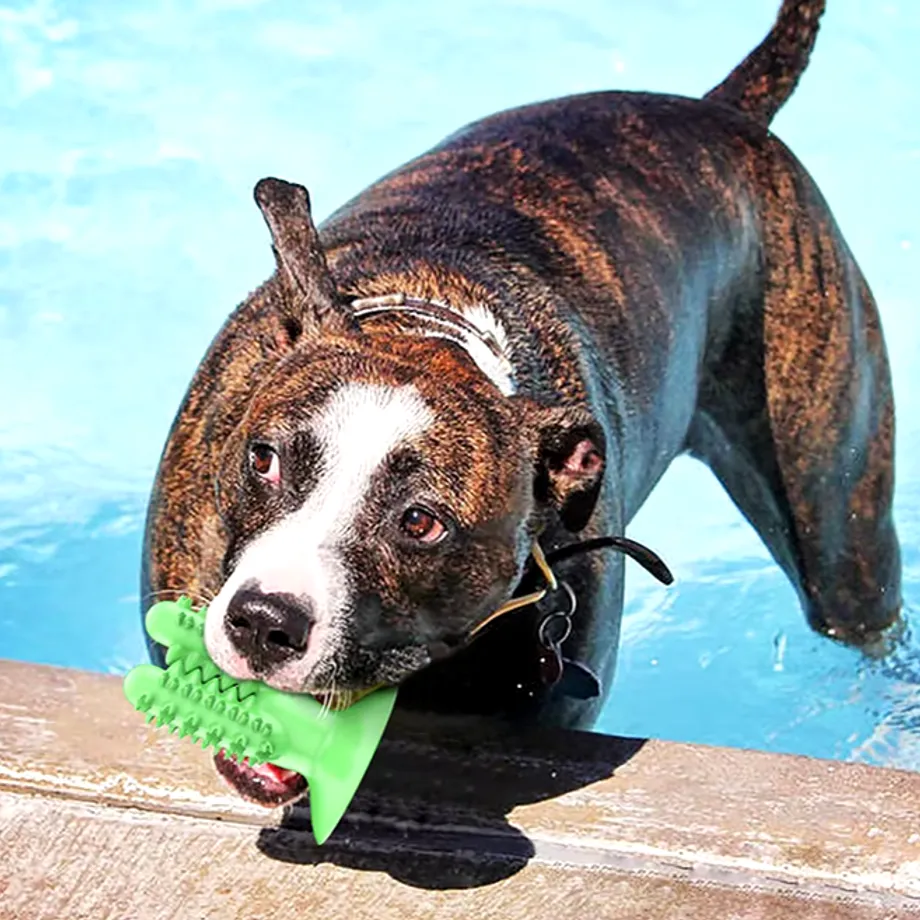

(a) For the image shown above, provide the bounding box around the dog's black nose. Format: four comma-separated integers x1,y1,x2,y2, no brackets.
225,589,313,671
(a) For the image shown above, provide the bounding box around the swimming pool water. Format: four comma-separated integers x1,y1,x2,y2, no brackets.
2,0,918,768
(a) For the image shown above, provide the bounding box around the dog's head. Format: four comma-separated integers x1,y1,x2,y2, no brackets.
201,179,605,803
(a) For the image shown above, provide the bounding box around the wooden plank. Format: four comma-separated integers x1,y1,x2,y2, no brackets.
0,793,907,920
1,659,919,918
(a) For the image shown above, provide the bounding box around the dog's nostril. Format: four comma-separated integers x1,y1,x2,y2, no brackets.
229,615,251,631
267,628,305,651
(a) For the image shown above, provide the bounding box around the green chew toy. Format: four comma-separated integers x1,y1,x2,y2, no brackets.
123,597,397,844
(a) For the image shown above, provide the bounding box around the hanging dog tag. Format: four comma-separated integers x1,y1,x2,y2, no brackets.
537,643,564,687
535,589,570,692
536,597,600,700
558,658,601,700
537,610,570,691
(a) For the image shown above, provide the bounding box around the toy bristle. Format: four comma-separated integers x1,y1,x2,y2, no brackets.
128,642,279,767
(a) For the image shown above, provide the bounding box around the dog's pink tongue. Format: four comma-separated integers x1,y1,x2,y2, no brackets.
249,761,301,784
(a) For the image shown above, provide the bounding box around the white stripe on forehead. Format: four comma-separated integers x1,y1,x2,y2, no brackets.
305,382,433,542
224,382,432,587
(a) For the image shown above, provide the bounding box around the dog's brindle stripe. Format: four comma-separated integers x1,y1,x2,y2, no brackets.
143,0,899,743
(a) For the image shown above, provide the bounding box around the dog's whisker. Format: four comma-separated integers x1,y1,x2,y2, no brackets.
321,665,339,719
145,587,217,607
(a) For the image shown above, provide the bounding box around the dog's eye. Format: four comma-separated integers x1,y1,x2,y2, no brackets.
400,506,446,544
249,444,280,484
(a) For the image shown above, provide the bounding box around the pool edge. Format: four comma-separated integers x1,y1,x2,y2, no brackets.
1,657,919,918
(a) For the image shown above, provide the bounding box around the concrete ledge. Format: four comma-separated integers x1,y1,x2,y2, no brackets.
1,659,919,919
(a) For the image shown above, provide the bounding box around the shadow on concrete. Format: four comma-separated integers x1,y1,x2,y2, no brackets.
257,711,645,889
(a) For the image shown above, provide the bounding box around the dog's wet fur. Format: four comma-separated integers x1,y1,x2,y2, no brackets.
142,0,901,806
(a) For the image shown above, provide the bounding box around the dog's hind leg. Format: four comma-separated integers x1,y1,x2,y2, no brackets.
687,156,901,644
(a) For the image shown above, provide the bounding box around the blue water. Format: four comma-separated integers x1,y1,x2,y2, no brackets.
2,0,918,768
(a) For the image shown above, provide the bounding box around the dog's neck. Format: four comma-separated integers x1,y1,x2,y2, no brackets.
349,292,516,396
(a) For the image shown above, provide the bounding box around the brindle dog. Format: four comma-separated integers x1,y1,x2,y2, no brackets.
142,0,901,805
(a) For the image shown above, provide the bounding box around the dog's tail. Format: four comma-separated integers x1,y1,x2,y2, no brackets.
704,0,827,126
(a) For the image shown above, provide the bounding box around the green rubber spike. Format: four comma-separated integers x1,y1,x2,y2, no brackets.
123,597,397,844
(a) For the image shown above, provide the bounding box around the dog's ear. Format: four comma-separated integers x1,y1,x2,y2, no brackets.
253,177,354,338
530,405,606,532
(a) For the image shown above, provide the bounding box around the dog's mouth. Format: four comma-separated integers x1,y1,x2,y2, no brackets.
210,689,366,807
213,750,308,806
